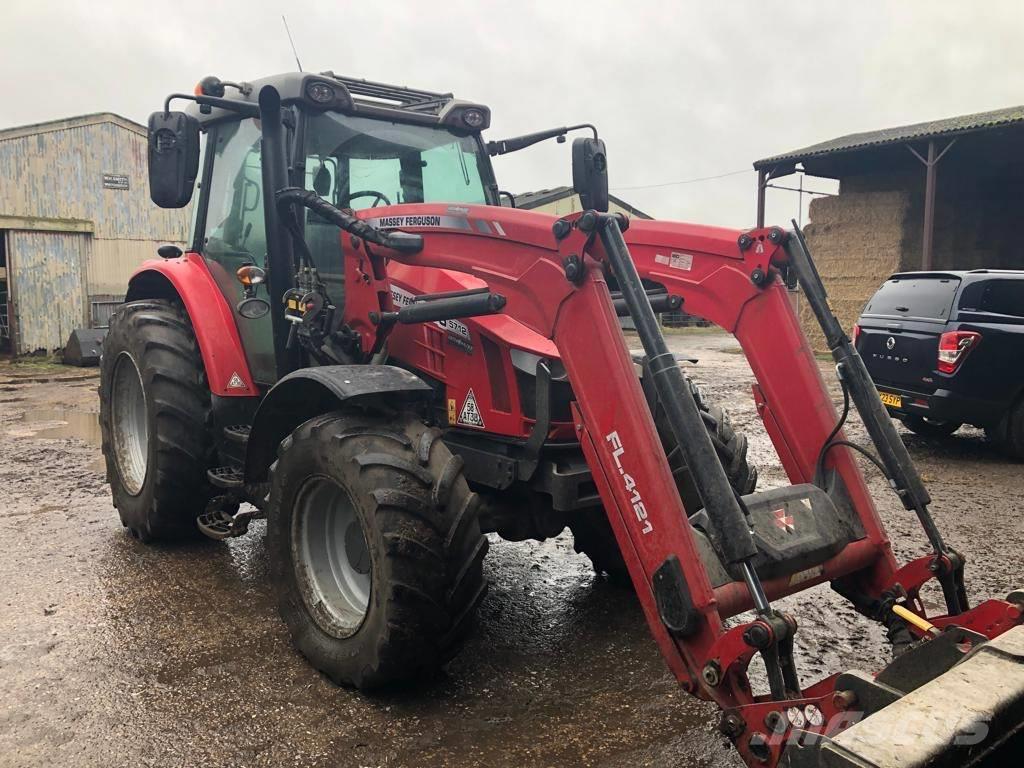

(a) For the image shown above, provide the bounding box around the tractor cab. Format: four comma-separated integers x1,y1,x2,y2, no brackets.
149,72,601,391
151,73,501,385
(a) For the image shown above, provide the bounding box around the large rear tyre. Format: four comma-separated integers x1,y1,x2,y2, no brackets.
99,300,215,541
570,375,757,579
267,411,488,690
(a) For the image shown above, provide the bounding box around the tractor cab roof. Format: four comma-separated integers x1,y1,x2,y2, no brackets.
188,71,491,132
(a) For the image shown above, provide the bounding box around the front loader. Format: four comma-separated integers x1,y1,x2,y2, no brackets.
99,72,1024,767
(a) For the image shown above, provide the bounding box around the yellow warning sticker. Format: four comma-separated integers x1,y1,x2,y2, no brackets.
447,398,457,425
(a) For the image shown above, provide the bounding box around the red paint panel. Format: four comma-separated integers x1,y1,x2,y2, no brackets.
128,252,256,397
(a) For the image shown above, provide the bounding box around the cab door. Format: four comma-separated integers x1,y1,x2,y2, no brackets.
199,118,276,386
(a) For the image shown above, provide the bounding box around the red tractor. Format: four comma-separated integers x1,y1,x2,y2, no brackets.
100,72,1024,767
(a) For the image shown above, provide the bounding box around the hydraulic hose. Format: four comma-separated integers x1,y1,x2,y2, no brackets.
274,187,423,254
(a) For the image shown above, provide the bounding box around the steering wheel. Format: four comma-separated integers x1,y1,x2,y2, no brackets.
346,190,392,208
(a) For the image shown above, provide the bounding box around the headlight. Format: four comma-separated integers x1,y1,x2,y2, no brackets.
306,81,335,104
462,108,486,129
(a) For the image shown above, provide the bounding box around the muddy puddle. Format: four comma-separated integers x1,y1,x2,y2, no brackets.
6,408,106,472
9,408,102,445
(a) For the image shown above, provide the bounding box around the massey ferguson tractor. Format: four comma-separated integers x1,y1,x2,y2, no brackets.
99,71,1024,766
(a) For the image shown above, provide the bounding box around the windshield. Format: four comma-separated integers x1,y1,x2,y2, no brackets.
303,112,490,210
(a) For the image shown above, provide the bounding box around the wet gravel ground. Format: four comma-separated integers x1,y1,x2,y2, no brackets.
1,334,1021,768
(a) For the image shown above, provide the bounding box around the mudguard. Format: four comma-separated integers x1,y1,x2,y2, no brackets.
243,365,432,483
125,252,256,396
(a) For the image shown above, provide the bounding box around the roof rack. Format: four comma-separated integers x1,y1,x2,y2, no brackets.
320,71,454,114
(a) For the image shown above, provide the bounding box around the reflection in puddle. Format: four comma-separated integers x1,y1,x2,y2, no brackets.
7,409,106,472
11,408,103,447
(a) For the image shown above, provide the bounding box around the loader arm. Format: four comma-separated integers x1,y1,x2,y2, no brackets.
277,192,1023,767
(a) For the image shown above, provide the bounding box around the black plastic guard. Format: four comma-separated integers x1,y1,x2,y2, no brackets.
653,554,699,637
244,365,431,484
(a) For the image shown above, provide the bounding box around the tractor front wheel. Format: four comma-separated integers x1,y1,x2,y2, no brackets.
570,375,757,580
99,300,215,541
266,411,488,689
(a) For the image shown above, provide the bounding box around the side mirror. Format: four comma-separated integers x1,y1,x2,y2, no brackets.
572,137,609,213
148,111,200,208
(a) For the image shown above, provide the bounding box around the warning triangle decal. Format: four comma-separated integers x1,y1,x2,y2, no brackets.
227,372,247,389
457,389,485,428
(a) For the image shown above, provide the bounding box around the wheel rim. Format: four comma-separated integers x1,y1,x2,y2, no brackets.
110,352,149,495
292,476,371,637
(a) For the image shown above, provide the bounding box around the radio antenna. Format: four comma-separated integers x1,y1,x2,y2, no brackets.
282,15,303,72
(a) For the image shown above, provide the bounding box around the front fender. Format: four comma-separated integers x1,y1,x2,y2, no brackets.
243,365,432,483
125,252,256,396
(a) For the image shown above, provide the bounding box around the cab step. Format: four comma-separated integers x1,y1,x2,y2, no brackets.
223,424,251,446
196,496,262,540
207,466,244,490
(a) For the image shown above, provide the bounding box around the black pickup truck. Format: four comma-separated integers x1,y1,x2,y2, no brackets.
855,270,1024,458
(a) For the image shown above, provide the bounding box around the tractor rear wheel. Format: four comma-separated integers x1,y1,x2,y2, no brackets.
266,411,488,690
570,375,757,580
99,300,215,541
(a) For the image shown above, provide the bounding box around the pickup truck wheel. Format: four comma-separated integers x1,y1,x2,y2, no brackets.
570,376,757,580
267,411,488,690
900,415,962,439
991,399,1024,460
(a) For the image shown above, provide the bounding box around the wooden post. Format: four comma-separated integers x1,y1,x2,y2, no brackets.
922,140,937,270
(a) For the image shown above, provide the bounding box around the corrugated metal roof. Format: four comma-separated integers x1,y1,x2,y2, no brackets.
509,186,652,219
510,186,575,208
754,104,1024,170
0,112,145,142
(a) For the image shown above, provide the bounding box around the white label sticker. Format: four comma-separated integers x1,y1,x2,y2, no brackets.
457,389,485,428
391,285,414,307
669,252,693,271
227,372,247,389
367,214,471,230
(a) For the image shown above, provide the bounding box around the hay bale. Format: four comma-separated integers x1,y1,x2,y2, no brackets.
799,190,910,353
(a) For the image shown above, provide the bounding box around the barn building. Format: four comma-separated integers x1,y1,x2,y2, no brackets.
510,186,652,220
754,105,1024,348
0,113,189,355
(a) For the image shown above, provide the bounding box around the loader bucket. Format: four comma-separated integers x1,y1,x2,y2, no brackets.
796,625,1024,767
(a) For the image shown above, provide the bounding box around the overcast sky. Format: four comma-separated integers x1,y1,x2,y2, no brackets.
4,1,1024,226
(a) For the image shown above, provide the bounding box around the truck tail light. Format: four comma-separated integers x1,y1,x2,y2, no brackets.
937,330,981,374
853,324,862,345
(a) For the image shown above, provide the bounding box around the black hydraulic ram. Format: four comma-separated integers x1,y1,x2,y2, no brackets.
381,290,507,327
781,223,968,615
581,212,769,607
611,288,682,317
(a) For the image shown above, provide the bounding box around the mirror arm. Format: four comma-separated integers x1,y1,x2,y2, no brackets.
487,123,599,156
162,93,260,118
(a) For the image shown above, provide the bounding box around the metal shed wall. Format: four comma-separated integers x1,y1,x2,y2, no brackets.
0,117,189,296
5,229,89,353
